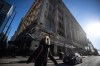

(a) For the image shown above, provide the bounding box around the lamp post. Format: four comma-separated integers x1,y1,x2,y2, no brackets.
64,39,66,56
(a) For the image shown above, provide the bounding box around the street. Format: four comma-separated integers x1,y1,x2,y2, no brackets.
0,56,100,66
76,56,100,66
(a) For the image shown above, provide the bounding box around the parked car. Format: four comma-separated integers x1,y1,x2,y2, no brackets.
63,53,82,65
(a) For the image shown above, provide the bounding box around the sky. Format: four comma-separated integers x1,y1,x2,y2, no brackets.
63,0,100,50
5,0,100,50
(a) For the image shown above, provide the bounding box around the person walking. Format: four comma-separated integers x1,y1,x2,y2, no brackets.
26,36,58,66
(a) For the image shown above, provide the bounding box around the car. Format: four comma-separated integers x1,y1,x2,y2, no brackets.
74,53,82,64
63,53,82,65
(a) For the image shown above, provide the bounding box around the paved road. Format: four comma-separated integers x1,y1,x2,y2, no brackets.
76,56,100,66
0,56,100,66
57,56,100,66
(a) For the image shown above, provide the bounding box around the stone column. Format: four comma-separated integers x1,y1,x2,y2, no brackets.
54,45,58,55
68,19,72,40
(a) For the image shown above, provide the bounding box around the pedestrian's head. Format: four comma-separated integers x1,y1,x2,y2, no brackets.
39,36,50,45
45,36,50,45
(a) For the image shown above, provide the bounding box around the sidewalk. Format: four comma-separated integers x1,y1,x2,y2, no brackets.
0,56,63,66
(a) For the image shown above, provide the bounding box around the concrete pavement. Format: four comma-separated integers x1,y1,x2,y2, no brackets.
1,56,99,66
0,56,62,66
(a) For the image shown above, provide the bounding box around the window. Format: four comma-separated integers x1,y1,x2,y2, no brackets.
58,7,63,16
0,13,6,25
58,8,61,13
59,22,61,28
58,22,64,29
45,21,51,31
0,3,4,10
48,5,54,13
58,21,65,37
49,0,55,6
47,13,53,22
44,12,48,18
45,11,55,32
49,5,52,12
57,30,64,37
46,3,49,9
58,14,63,22
61,17,63,21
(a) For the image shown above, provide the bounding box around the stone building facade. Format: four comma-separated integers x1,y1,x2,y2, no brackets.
13,0,94,55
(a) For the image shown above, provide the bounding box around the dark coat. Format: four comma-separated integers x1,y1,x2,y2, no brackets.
27,38,58,65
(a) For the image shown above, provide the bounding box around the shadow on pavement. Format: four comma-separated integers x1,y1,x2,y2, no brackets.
0,60,27,64
17,61,27,63
57,63,75,66
9,60,28,64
